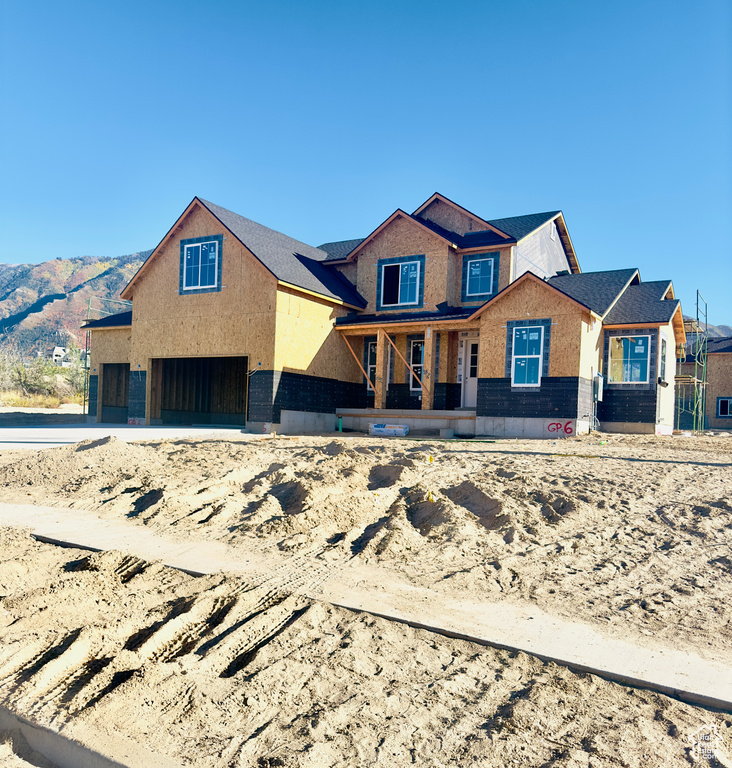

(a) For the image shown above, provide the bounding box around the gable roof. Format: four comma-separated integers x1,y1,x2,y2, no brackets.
412,192,495,231
122,198,366,308
197,199,365,307
708,337,732,354
547,269,639,316
467,271,598,322
415,217,514,248
486,211,561,240
82,311,132,330
342,209,458,262
603,281,679,325
335,305,475,328
317,238,366,262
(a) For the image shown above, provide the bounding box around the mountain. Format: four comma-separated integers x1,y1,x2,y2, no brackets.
1,253,729,357
0,252,150,355
682,316,732,339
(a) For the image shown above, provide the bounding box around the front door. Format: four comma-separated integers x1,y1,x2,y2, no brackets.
462,341,479,408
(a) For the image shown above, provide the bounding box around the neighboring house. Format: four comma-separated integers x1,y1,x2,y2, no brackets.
45,346,75,367
708,338,732,429
83,193,684,437
676,335,732,431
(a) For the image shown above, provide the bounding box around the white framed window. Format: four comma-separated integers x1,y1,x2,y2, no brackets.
366,341,393,391
718,398,732,418
512,325,543,387
660,338,667,381
381,261,420,307
409,340,424,391
183,240,219,290
465,257,494,297
608,335,650,384
366,341,377,391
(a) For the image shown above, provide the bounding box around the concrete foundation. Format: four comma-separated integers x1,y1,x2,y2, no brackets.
600,421,655,434
279,409,337,433
475,417,590,438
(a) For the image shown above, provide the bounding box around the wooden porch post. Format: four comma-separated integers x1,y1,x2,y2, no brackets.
422,326,437,410
375,328,389,409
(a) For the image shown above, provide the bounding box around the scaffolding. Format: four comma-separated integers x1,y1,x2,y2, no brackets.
675,291,708,433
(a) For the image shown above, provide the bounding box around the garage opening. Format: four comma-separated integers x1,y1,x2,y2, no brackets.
150,357,248,425
101,363,130,423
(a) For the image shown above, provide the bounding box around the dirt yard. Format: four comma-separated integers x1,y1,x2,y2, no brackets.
0,429,730,766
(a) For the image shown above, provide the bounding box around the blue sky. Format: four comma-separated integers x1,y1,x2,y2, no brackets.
1,0,730,324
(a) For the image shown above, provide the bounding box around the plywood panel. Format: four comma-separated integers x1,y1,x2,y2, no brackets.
417,199,485,235
353,215,454,314
101,363,129,407
274,286,361,382
89,328,131,367
159,357,247,415
477,278,585,379
127,202,278,371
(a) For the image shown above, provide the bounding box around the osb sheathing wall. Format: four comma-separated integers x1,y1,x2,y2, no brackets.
454,247,512,306
89,328,132,421
126,203,277,370
477,279,586,378
707,353,732,429
89,328,131,367
273,287,360,381
354,215,453,313
417,199,487,236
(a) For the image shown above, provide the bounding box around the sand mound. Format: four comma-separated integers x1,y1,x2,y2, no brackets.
0,530,728,767
0,432,730,662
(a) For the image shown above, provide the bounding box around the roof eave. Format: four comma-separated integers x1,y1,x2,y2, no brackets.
120,196,202,299
276,280,366,311
412,192,511,239
467,271,598,322
598,269,641,320
345,209,456,262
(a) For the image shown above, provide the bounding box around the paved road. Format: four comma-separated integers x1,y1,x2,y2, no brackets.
1,500,730,712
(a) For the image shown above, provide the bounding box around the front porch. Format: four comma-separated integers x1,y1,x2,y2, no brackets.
336,407,477,436
336,312,482,414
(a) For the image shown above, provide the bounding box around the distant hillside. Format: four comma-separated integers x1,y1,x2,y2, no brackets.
682,316,732,338
0,251,150,354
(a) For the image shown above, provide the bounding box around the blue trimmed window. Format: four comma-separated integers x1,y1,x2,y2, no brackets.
718,398,732,418
376,255,425,310
505,319,551,388
179,235,223,294
512,326,544,386
461,252,499,303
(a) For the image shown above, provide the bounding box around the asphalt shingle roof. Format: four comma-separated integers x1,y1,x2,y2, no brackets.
335,305,474,327
414,216,512,248
603,281,679,325
547,269,638,316
708,337,732,354
82,311,132,329
198,199,366,307
487,211,561,240
317,239,365,261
